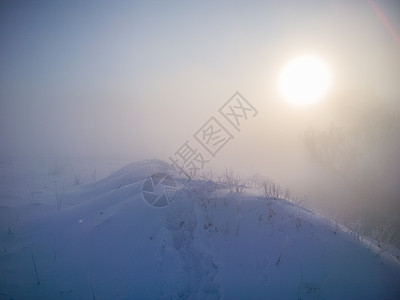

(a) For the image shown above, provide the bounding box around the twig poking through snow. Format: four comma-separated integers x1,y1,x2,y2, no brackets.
89,276,96,300
31,255,40,286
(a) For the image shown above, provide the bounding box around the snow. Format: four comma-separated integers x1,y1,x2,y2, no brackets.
0,158,399,299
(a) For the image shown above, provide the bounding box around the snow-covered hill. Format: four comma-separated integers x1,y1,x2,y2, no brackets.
0,159,399,299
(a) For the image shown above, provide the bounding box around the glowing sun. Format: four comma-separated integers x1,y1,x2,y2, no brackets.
279,55,331,105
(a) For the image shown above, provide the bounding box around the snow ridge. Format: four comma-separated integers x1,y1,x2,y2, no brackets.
0,160,399,299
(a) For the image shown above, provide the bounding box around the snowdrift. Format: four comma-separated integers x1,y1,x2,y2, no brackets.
1,159,399,299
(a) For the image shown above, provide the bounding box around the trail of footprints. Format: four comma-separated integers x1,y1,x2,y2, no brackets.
164,202,221,299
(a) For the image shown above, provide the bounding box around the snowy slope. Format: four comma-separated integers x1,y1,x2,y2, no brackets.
0,159,399,299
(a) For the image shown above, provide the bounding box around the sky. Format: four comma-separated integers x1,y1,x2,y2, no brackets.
1,0,400,225
1,0,399,159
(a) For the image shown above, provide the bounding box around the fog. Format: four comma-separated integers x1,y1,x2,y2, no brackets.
1,0,400,238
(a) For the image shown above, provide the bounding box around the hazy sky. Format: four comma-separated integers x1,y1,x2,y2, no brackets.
1,0,399,168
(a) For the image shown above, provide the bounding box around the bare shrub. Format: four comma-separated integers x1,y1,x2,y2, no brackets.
259,179,284,200
29,182,41,203
74,175,83,185
370,223,400,252
347,217,365,242
218,168,247,196
190,181,216,210
92,169,97,182
46,181,64,212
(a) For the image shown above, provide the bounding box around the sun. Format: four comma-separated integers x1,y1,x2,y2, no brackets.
279,55,331,105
